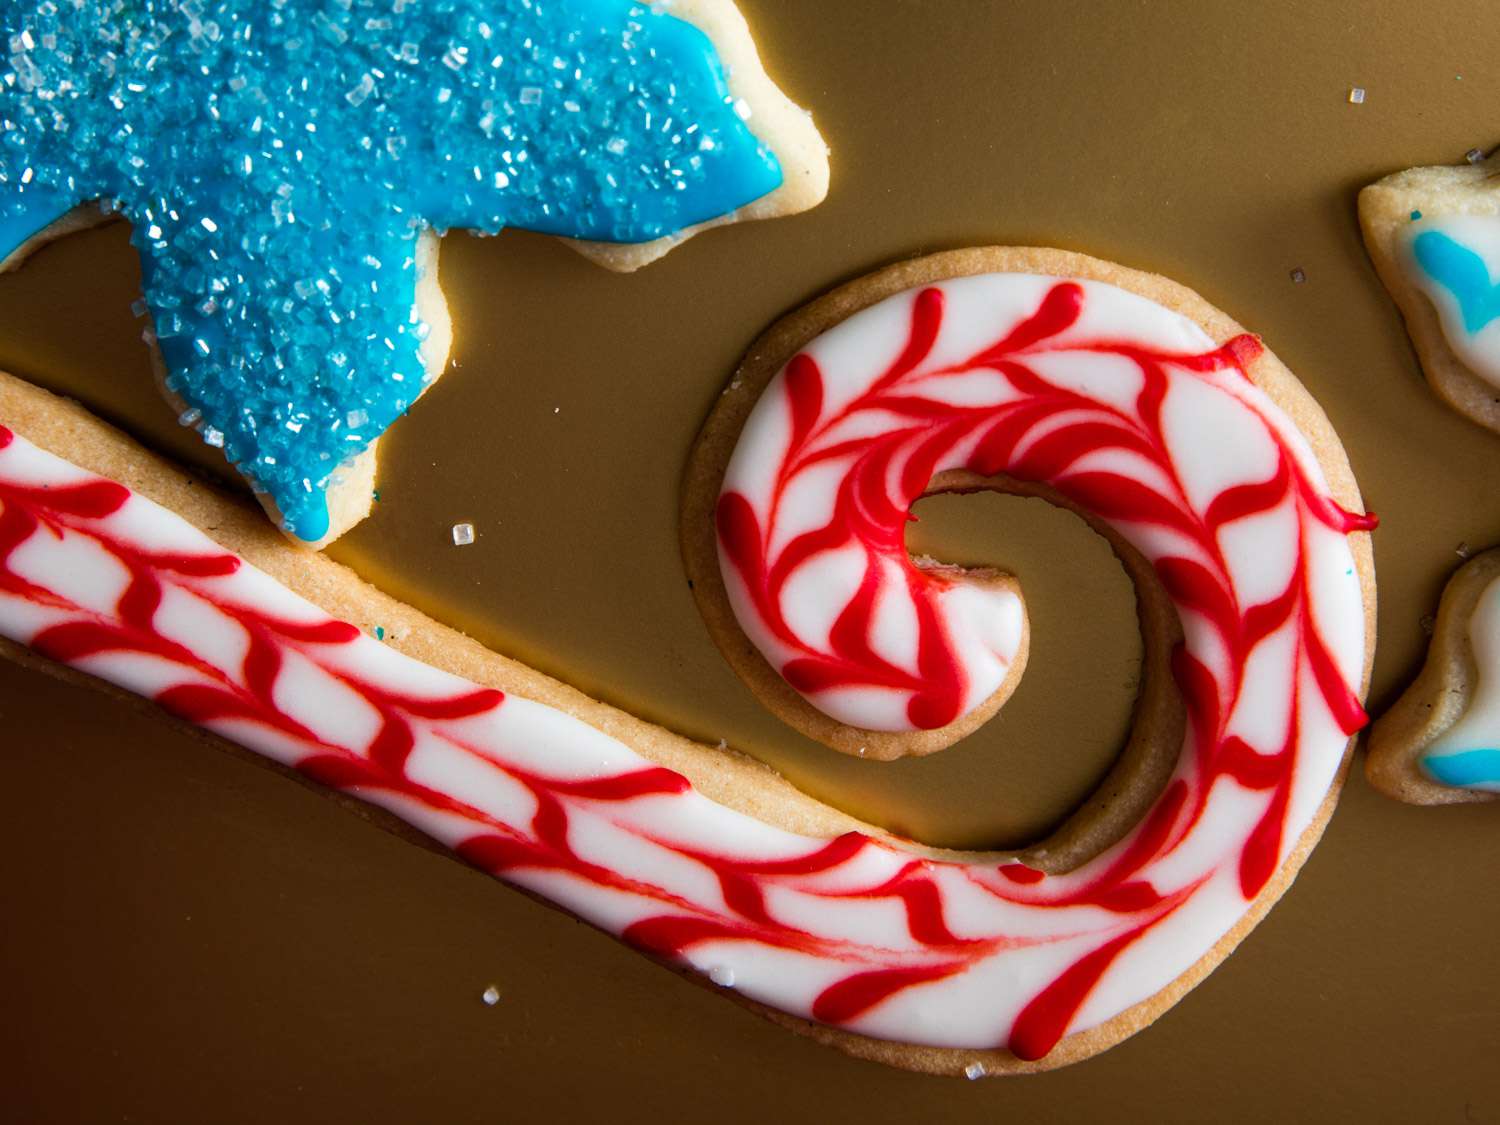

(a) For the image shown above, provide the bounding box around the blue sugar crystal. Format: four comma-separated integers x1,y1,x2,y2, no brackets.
0,0,783,541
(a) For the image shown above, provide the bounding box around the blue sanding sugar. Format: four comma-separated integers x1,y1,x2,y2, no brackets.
0,0,782,540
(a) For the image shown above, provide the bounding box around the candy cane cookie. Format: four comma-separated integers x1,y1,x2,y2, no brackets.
1359,163,1500,801
0,246,1373,1076
0,0,828,546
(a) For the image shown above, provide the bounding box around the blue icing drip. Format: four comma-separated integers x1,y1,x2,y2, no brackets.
1412,229,1500,334
1421,748,1500,789
0,180,72,263
0,1,783,540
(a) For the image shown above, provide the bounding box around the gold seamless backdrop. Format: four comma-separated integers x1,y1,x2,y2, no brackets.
1,2,1498,1121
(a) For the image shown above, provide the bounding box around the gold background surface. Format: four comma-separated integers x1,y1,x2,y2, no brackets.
2,1,1498,1120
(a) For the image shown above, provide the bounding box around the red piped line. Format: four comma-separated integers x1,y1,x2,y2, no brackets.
872,286,944,392
1000,863,1045,885
812,961,968,1025
548,768,691,800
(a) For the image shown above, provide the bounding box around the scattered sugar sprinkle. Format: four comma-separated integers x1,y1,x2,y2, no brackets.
481,985,500,1006
1347,86,1365,105
452,521,476,546
1409,210,1423,222
964,1062,986,1080
1466,148,1486,165
1289,267,1307,284
708,965,736,988
1457,541,1472,559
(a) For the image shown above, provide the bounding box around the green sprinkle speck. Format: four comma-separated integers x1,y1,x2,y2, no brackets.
1410,210,1423,221
375,626,385,641
372,489,381,503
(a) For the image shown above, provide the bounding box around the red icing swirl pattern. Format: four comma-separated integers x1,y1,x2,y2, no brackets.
717,280,1373,739
0,280,1372,1070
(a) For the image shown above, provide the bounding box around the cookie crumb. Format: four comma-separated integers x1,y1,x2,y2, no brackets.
964,1062,986,1080
481,985,500,1006
1289,267,1307,284
1347,86,1365,105
451,522,476,546
708,965,736,988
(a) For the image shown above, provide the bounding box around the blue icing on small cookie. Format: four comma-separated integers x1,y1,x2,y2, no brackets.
1421,747,1500,789
0,1,783,541
1412,228,1500,334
